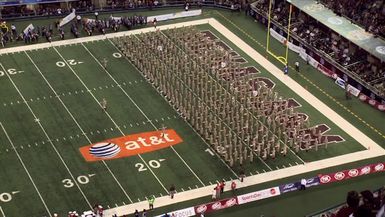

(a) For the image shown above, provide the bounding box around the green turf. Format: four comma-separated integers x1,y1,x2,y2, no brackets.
0,7,384,217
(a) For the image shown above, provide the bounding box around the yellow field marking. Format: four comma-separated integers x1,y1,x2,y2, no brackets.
215,11,385,140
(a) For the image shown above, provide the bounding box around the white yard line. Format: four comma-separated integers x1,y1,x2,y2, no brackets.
107,38,239,178
0,122,51,217
81,43,206,187
24,51,134,204
0,63,92,209
51,46,169,193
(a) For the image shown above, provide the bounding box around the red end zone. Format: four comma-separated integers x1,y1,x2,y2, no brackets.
79,129,183,162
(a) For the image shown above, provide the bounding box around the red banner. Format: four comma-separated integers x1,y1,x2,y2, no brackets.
318,162,385,184
358,94,385,112
317,64,336,78
194,197,238,214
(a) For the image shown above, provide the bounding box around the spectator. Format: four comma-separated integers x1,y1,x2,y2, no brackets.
334,191,360,217
300,178,306,190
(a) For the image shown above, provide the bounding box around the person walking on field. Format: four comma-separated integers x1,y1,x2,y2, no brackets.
231,181,237,195
219,181,225,193
100,98,107,111
169,184,176,199
295,61,300,72
148,195,155,210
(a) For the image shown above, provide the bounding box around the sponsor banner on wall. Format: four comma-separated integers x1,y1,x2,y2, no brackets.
359,93,385,111
305,176,321,187
335,77,346,89
237,187,280,205
147,9,202,23
154,207,196,217
279,182,300,194
194,197,237,214
270,28,286,44
319,162,385,184
279,177,320,194
347,84,361,97
270,28,305,54
317,64,336,78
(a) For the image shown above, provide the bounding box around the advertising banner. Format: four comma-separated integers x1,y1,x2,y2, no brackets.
317,64,336,78
154,207,196,217
147,9,202,23
23,23,34,35
305,176,321,188
79,129,183,162
347,84,361,97
335,77,346,89
237,187,280,205
319,162,385,184
359,94,385,111
279,182,300,194
59,10,76,27
194,197,237,214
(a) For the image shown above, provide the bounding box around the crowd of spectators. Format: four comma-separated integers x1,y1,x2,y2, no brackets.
0,0,94,18
319,187,385,217
320,0,385,38
253,0,385,96
0,13,147,47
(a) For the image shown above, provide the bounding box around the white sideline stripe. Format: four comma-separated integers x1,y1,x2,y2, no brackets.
107,39,239,178
0,63,92,209
23,51,134,204
51,46,169,193
0,123,51,217
81,43,206,187
101,18,385,217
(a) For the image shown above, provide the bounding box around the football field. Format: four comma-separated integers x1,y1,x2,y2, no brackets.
0,18,383,217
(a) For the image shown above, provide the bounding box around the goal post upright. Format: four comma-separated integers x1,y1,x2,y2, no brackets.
266,0,293,66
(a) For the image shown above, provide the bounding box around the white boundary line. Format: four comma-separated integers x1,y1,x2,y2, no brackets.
51,46,169,193
23,51,134,204
106,38,239,178
80,43,206,187
0,63,92,209
0,122,51,217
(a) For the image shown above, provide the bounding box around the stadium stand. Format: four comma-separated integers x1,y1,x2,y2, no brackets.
252,0,385,98
307,187,385,217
